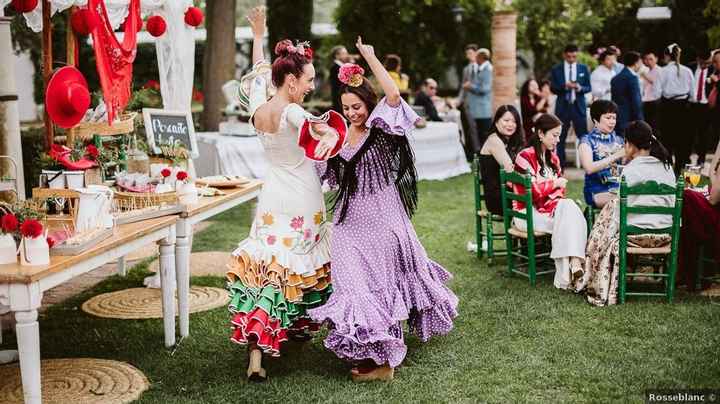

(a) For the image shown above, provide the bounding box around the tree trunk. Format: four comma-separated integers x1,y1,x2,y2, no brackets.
491,11,517,111
201,0,236,131
267,0,313,60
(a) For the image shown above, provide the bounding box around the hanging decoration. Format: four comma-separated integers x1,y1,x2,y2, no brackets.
146,15,166,37
10,0,38,13
70,8,99,36
88,0,141,124
45,66,91,129
119,10,143,33
183,6,203,27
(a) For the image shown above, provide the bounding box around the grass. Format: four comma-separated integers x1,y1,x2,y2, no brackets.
3,174,719,403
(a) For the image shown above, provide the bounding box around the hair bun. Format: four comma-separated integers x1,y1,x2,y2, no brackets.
274,39,293,57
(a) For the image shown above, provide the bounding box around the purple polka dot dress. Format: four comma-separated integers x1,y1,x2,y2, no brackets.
309,98,458,368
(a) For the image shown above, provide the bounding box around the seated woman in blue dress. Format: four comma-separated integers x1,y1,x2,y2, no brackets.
578,100,626,208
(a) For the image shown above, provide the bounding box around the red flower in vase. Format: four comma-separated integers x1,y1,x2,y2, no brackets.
161,168,172,178
143,80,161,91
86,144,99,160
176,171,188,181
1,213,18,233
20,219,43,239
46,236,55,248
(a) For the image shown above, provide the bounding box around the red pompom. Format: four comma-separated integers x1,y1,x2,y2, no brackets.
274,39,293,57
146,15,166,37
20,219,43,239
161,168,171,178
176,171,188,181
11,0,38,13
184,7,204,27
304,47,314,60
70,8,99,36
1,214,18,234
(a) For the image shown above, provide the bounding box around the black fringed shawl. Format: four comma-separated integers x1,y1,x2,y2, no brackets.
325,127,418,223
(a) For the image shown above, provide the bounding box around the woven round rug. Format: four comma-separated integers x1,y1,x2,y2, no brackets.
81,286,229,319
148,251,229,277
0,358,149,404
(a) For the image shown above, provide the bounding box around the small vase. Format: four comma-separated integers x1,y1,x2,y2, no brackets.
176,182,199,205
64,170,85,189
20,236,50,266
42,170,65,189
0,233,17,265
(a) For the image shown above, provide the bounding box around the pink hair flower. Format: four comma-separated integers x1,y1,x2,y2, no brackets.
338,63,365,87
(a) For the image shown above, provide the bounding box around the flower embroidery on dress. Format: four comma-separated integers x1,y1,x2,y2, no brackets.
282,237,294,248
262,212,274,225
266,235,276,245
303,229,312,240
290,216,304,231
313,211,323,225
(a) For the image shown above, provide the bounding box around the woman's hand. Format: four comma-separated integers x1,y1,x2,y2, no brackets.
312,127,339,160
611,149,626,162
247,6,266,38
554,177,568,189
356,36,375,60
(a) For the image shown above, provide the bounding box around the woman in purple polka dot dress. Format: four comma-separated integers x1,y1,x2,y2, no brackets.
309,37,458,382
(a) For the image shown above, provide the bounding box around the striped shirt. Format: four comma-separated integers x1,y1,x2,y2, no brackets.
658,62,694,99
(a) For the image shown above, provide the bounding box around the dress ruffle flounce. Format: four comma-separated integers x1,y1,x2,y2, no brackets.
227,223,332,357
309,258,458,368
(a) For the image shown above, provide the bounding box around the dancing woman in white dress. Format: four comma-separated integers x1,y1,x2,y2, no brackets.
225,7,341,381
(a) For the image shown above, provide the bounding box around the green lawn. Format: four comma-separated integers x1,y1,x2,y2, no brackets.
4,174,719,403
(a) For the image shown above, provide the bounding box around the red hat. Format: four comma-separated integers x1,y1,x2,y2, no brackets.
146,15,167,37
11,0,38,13
45,66,91,129
184,6,204,27
298,110,347,161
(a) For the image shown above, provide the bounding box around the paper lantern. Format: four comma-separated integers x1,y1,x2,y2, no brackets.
146,15,167,37
11,0,38,13
184,6,204,27
70,9,99,36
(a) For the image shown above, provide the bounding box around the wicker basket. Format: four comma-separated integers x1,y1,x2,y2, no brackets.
68,112,137,144
113,190,178,211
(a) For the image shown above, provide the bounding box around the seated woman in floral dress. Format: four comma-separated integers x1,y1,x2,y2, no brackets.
579,100,626,209
577,120,676,305
512,114,587,290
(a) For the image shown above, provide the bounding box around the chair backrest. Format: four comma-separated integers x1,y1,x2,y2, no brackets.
618,178,684,250
499,169,534,230
473,155,483,212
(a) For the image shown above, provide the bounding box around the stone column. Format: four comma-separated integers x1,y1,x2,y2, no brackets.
0,16,26,200
491,11,517,111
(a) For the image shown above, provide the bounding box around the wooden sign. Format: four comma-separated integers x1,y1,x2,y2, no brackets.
142,109,199,158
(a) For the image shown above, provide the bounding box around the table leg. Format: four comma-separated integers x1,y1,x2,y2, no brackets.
175,219,191,338
158,232,176,348
15,309,41,404
117,256,127,276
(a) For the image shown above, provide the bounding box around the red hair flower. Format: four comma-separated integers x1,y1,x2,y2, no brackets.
20,219,43,239
1,213,18,233
338,63,365,87
86,144,99,159
176,171,188,181
161,168,172,178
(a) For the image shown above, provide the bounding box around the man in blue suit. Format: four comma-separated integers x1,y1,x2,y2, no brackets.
551,44,592,167
611,51,644,136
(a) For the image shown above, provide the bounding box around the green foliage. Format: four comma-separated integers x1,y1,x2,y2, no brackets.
21,128,47,197
267,0,314,59
705,0,720,48
335,0,493,90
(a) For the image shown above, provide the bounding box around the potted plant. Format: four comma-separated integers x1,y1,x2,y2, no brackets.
175,170,198,205
0,211,18,264
37,152,65,189
19,218,49,266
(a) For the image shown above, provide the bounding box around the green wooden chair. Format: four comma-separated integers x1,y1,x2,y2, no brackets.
473,155,507,263
618,178,684,303
499,170,553,286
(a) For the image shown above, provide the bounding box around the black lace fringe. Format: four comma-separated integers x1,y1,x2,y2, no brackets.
325,127,418,223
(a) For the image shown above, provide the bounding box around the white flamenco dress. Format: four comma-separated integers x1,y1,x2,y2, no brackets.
226,71,333,356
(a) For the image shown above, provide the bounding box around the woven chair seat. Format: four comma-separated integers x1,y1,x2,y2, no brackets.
508,227,548,239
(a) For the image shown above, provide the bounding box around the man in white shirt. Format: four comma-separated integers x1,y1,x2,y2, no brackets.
591,51,617,101
690,49,717,166
640,52,662,130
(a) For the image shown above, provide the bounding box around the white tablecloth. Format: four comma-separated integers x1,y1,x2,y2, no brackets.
194,122,470,181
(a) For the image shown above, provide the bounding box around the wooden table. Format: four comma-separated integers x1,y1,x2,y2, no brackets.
0,216,178,404
174,180,262,339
